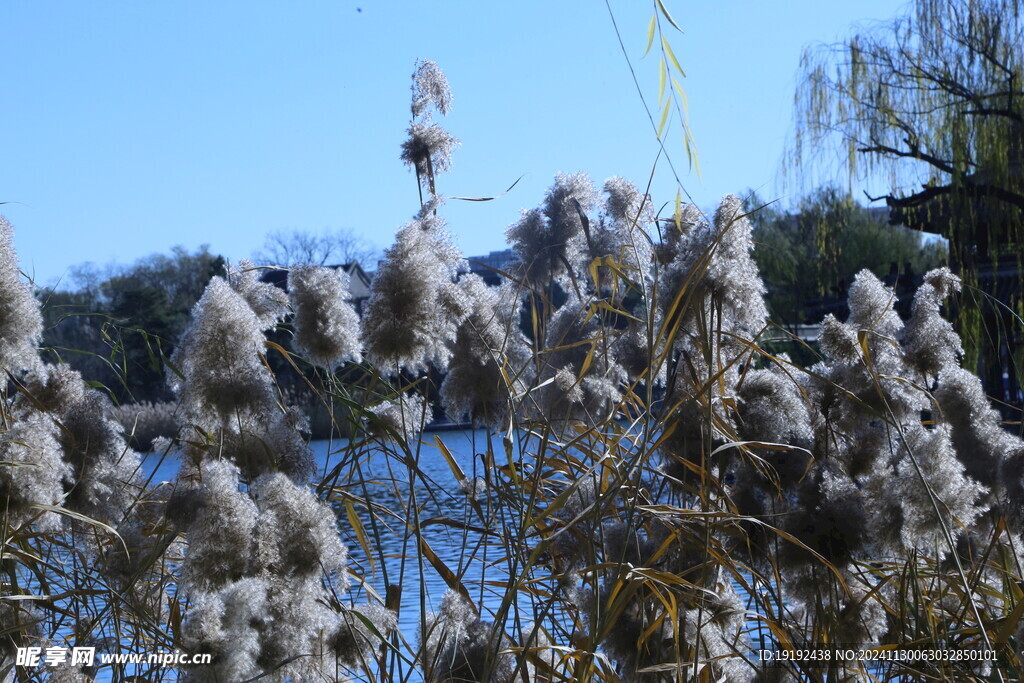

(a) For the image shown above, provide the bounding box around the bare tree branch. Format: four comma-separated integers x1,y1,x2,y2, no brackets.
253,228,379,269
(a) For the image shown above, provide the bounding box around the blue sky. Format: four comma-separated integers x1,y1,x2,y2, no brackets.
0,1,906,285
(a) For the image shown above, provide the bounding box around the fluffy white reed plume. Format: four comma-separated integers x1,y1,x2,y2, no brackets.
328,603,398,671
440,275,532,429
935,366,1024,507
844,269,909,405
737,365,814,452
366,392,428,444
572,177,664,386
703,195,769,333
0,216,42,375
506,172,598,287
890,425,986,551
226,259,289,330
288,265,363,369
22,363,142,524
401,121,460,178
732,363,815,499
904,267,962,378
603,176,655,236
613,313,667,386
171,275,313,480
171,459,258,592
181,577,268,682
776,273,941,561
817,312,861,362
536,293,627,423
171,276,278,421
772,268,993,564
846,267,905,339
680,586,754,683
657,194,767,339
816,270,927,436
411,60,452,117
254,576,339,679
252,472,348,579
655,196,769,390
0,219,146,544
174,459,387,680
421,590,512,682
654,202,704,266
403,60,457,194
252,475,364,679
361,200,468,373
571,177,655,285
655,195,770,481
0,413,69,530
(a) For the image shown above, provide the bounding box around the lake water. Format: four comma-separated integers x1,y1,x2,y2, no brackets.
143,428,771,680
310,429,524,637
144,428,529,678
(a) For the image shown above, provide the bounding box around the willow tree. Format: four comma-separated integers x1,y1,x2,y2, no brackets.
790,0,1024,404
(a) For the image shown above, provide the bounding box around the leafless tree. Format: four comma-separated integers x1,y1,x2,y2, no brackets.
253,228,379,268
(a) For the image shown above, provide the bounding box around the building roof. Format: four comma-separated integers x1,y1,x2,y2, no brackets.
259,262,372,299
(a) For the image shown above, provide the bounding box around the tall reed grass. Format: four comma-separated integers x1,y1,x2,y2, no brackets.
1,60,1022,683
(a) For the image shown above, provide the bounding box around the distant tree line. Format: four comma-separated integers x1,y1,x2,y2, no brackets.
36,227,377,407
748,186,947,326
38,246,227,404
35,195,941,406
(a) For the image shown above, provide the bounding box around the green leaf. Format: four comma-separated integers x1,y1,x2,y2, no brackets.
345,500,375,575
420,537,474,607
656,0,683,32
657,99,671,137
672,76,689,114
30,504,128,556
434,435,466,482
644,13,656,56
662,35,685,76
162,353,185,382
687,133,701,176
658,58,666,102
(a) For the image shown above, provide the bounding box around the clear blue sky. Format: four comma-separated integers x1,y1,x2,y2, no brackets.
0,1,905,286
